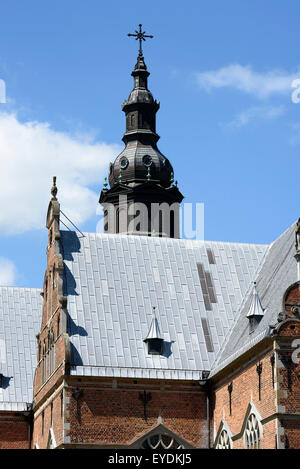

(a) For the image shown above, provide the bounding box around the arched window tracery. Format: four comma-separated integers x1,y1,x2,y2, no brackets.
245,413,261,449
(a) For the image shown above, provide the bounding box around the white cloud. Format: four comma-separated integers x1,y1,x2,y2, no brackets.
0,112,121,234
195,64,300,99
223,105,285,129
0,257,16,285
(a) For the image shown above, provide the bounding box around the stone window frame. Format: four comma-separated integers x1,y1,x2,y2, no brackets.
242,403,263,450
214,420,233,449
140,433,184,449
130,423,193,449
244,413,261,449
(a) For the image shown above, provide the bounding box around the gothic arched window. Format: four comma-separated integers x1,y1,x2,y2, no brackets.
215,429,232,449
245,413,261,449
140,433,184,449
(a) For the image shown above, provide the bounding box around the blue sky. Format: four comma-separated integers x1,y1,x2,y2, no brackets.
0,0,299,287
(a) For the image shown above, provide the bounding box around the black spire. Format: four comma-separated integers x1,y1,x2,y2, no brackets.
122,25,159,147
99,26,183,238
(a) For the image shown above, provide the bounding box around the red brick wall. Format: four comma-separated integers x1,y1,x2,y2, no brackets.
0,413,30,449
275,314,300,449
64,378,207,448
212,348,277,449
32,387,64,449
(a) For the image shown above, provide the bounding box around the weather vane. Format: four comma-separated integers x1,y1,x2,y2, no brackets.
128,24,153,57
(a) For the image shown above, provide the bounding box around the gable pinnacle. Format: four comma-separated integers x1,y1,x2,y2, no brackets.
51,176,58,200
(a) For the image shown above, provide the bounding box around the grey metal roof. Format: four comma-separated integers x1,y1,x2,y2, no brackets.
212,222,298,375
0,287,42,410
61,231,267,380
0,222,296,400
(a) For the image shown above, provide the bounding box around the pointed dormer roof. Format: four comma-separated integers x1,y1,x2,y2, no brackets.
247,283,265,318
144,308,163,341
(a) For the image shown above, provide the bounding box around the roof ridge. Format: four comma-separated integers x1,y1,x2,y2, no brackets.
0,285,42,291
211,221,297,373
59,229,269,247
211,242,272,370
269,220,297,246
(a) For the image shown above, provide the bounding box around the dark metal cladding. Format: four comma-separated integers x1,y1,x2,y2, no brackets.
99,25,184,237
108,48,172,189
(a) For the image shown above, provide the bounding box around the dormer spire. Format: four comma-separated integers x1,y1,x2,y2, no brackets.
247,283,265,318
144,307,164,355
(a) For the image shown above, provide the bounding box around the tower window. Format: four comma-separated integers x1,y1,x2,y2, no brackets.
120,157,129,169
143,155,152,167
104,210,108,232
170,210,174,238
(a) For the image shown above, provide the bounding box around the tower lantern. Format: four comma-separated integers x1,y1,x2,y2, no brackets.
99,25,183,238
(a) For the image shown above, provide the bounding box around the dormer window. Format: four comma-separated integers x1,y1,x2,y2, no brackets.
146,338,163,355
144,310,164,355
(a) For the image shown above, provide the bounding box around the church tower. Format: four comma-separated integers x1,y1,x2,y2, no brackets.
99,25,183,238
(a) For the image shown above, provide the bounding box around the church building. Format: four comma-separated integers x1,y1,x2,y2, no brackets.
0,26,300,449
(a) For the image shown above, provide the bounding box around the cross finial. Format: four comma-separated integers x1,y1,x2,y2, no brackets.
128,24,153,57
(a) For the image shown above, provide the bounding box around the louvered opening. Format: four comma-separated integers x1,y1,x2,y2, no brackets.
197,263,218,311
201,318,214,352
206,248,216,264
